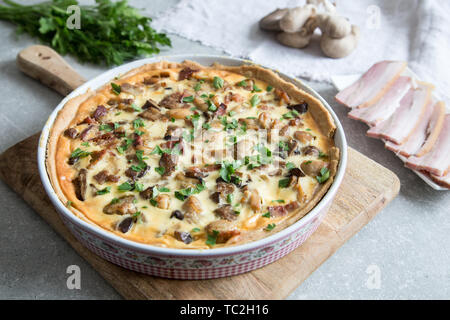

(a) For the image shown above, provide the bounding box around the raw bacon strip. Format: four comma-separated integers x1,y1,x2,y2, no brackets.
405,114,450,176
366,82,433,144
348,76,412,126
415,101,446,157
429,171,450,189
335,61,407,109
385,101,446,157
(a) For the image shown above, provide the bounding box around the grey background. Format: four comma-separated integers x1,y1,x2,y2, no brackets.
0,0,448,300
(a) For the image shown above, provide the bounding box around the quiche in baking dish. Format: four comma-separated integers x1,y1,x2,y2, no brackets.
46,61,339,249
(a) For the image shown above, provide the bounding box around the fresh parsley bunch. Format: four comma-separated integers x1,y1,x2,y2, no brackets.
0,0,171,65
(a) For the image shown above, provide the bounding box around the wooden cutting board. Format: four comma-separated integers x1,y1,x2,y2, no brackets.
0,45,400,300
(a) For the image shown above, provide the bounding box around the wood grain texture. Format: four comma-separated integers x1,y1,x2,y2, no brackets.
0,134,400,300
6,46,400,299
16,45,85,96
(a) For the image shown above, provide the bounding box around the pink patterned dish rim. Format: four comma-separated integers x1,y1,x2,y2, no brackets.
37,55,347,280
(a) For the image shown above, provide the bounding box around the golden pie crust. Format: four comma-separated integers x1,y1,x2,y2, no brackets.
46,60,340,249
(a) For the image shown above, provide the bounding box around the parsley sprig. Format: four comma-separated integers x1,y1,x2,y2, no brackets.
0,0,171,66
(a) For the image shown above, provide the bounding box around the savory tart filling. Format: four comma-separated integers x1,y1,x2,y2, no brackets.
47,61,339,249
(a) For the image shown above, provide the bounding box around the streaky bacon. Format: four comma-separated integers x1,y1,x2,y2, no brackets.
429,171,450,189
405,114,450,176
366,82,433,144
385,101,446,157
335,61,407,109
348,76,412,126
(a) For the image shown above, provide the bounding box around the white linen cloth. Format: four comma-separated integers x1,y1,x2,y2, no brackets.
152,0,450,102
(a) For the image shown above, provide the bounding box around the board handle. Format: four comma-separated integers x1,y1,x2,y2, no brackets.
16,45,86,96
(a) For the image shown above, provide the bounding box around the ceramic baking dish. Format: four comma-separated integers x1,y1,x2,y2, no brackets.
38,55,347,279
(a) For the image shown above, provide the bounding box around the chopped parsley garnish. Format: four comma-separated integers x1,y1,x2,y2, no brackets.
187,113,201,128
266,85,273,92
110,198,120,204
265,223,276,231
226,193,234,204
219,160,243,183
306,128,312,131
158,187,170,192
194,80,204,91
202,123,211,130
133,118,145,129
111,83,121,95
272,199,285,203
237,80,247,87
150,145,181,156
134,183,144,192
286,162,296,171
81,142,90,147
255,144,272,165
131,103,142,112
207,101,217,112
70,148,91,160
134,129,144,136
135,150,145,161
228,111,236,117
262,212,271,218
319,152,328,159
99,124,113,132
170,117,175,123
213,76,224,89
118,182,133,191
66,200,72,208
116,138,134,154
132,211,142,219
316,167,330,184
220,116,238,131
174,182,206,201
206,230,219,246
155,167,165,175
97,187,111,195
282,110,300,119
191,227,201,233
182,95,194,103
252,84,262,92
278,141,289,151
250,94,260,107
278,178,290,188
131,162,146,172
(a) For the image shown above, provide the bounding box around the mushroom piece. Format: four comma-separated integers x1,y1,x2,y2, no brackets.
318,14,351,39
277,31,313,49
279,5,316,33
320,24,360,58
277,13,319,49
183,196,202,223
73,169,87,201
300,160,327,177
205,220,240,244
103,196,137,215
259,8,289,31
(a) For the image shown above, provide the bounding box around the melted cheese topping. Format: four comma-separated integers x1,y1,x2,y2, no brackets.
55,66,336,249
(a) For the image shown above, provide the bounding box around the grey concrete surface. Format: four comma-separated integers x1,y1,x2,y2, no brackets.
0,0,448,300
